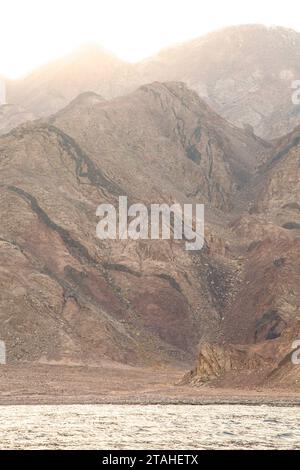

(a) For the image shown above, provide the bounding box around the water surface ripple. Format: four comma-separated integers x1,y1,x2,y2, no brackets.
0,404,299,449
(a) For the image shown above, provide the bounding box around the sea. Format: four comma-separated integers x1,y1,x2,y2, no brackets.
0,404,299,450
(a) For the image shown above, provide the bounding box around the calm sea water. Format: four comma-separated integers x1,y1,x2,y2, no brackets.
0,404,299,450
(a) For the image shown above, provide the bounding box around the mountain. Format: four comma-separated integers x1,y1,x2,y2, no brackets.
7,45,140,118
183,121,300,389
0,82,267,366
0,103,37,135
4,25,300,140
1,79,300,389
138,25,300,139
49,81,267,209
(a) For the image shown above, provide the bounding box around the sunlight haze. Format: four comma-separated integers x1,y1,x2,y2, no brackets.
1,0,300,78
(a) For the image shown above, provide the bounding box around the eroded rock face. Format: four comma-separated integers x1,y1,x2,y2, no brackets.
259,126,300,227
265,327,300,390
182,121,300,388
180,342,267,385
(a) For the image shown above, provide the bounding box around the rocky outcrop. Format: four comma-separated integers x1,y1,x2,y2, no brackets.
180,343,268,385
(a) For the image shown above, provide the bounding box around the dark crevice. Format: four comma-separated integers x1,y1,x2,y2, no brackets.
269,135,300,166
46,125,123,196
282,221,300,230
7,185,97,265
103,263,141,277
155,273,182,293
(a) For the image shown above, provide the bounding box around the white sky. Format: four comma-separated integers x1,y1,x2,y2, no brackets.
1,0,300,78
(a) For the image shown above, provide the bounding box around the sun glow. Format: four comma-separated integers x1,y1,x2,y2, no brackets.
1,0,300,78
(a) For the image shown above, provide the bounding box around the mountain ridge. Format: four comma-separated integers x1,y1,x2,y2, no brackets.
3,24,300,139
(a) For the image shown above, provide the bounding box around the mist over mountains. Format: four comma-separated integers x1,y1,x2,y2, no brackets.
3,24,300,139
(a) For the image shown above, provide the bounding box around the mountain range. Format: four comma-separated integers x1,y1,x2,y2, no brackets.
0,25,300,391
3,24,300,139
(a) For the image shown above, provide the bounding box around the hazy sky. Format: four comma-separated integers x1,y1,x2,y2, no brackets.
1,0,300,78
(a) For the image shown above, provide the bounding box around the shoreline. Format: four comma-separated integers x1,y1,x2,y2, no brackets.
1,394,300,407
1,363,299,407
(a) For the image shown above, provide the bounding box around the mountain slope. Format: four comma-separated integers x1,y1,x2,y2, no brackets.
50,81,267,209
1,81,299,390
0,82,266,366
184,123,300,388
